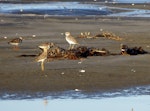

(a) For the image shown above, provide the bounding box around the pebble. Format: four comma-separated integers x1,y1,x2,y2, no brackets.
61,72,65,75
32,35,36,37
1,19,4,22
75,18,78,21
78,61,82,64
74,89,80,91
4,36,7,39
131,69,136,73
100,28,103,31
132,3,135,6
79,69,85,73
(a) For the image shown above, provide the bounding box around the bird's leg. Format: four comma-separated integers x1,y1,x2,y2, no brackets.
71,44,74,49
12,46,15,50
68,44,71,50
16,46,19,50
13,45,20,51
41,61,45,71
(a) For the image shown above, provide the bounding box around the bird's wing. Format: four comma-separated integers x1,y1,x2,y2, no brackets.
10,38,22,43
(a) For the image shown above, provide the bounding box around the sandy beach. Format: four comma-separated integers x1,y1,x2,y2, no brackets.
0,2,150,94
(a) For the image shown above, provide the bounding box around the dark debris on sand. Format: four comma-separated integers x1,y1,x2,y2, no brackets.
120,44,148,55
47,43,149,59
78,31,123,41
18,42,149,60
46,43,111,60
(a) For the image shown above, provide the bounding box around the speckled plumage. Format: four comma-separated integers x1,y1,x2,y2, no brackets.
8,37,23,46
36,43,52,71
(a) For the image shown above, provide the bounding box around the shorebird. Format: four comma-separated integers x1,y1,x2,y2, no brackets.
65,32,79,50
36,43,50,71
8,37,23,50
120,44,128,55
36,43,52,71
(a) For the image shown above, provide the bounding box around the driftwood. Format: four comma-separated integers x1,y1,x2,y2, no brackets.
78,31,123,41
94,31,123,41
45,43,111,60
18,43,149,59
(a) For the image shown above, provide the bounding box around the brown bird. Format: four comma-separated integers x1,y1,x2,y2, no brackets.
8,37,23,50
36,43,53,71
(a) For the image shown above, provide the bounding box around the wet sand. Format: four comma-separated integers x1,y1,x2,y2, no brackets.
0,11,150,93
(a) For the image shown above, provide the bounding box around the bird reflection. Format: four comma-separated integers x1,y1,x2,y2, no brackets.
43,98,48,106
42,98,48,111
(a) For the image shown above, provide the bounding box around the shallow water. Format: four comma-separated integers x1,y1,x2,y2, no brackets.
108,9,150,17
0,86,150,99
114,0,150,3
0,2,111,16
0,86,150,111
0,95,150,111
0,2,150,17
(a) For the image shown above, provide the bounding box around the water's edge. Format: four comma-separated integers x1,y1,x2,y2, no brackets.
0,85,149,100
0,2,150,17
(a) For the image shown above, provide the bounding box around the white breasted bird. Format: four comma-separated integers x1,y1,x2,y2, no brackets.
65,32,79,50
8,37,23,50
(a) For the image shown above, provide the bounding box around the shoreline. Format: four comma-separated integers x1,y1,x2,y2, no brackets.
1,14,150,21
0,2,150,95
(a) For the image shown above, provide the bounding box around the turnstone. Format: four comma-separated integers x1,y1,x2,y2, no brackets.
8,37,23,50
